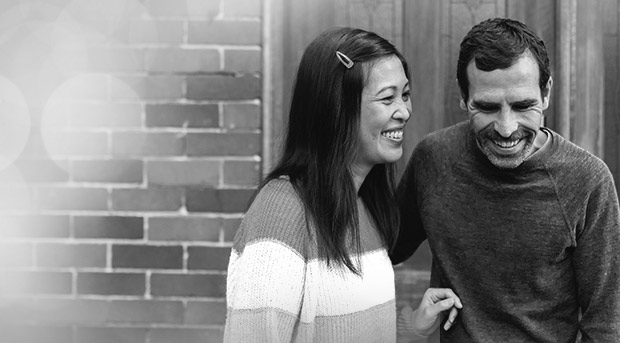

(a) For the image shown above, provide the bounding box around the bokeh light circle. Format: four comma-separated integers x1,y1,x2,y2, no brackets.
0,75,30,171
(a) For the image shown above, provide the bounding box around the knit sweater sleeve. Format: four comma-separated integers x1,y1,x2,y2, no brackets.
391,141,427,265
570,164,620,341
224,179,314,343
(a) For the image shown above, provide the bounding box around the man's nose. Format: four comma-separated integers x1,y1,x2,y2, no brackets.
494,110,518,137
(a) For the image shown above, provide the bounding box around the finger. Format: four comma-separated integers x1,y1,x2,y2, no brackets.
425,297,454,317
425,288,463,309
443,307,459,331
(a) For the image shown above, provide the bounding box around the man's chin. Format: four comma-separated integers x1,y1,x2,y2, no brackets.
486,155,525,169
482,147,527,169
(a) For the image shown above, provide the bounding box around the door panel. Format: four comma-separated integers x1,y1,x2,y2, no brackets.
266,1,620,322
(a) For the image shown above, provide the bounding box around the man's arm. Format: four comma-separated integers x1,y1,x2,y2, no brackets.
390,149,427,265
573,169,620,341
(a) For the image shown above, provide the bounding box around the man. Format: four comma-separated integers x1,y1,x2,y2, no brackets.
391,18,620,342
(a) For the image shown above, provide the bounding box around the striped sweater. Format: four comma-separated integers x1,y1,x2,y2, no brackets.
224,177,397,343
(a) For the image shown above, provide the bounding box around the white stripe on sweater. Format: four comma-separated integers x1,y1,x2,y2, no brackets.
227,240,395,322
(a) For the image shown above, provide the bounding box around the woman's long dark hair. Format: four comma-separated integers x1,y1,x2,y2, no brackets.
264,27,408,274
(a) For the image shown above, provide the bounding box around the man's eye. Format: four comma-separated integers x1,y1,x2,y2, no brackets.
477,106,496,112
513,105,533,111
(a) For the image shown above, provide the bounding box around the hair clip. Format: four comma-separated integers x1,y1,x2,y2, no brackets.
335,51,354,69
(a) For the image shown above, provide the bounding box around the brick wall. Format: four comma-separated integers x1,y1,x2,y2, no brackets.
0,0,261,342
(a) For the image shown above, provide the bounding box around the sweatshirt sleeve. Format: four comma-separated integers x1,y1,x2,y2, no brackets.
572,169,620,341
390,144,427,265
224,180,311,343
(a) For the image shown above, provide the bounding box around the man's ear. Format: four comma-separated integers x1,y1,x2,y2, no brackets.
459,98,467,111
541,76,553,110
458,79,467,111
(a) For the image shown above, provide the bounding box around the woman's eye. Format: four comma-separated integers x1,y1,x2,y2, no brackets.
402,92,411,102
381,96,394,104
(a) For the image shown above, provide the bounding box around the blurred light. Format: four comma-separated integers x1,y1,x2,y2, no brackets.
59,0,149,38
0,75,30,171
0,164,32,212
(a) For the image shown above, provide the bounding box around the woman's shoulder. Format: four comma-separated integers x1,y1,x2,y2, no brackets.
233,176,314,259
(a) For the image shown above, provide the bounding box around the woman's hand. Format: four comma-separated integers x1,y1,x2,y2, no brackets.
397,288,463,340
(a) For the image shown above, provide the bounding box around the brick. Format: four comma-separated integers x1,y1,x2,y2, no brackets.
72,160,143,183
145,104,219,128
146,48,220,73
74,216,144,239
144,0,188,18
187,74,260,100
223,0,261,17
2,324,72,343
51,74,108,100
111,76,184,101
13,158,69,183
186,188,255,213
32,299,109,324
41,131,108,156
21,129,52,158
150,273,226,297
185,300,226,325
0,242,33,268
145,0,219,18
112,132,184,157
401,241,433,271
106,299,184,324
118,20,185,45
86,47,144,72
111,188,183,211
187,246,231,270
35,298,184,325
223,103,260,129
224,49,261,73
149,327,224,343
37,243,106,268
188,20,260,45
223,160,260,186
0,271,72,295
75,326,148,343
0,297,33,323
37,187,108,211
186,0,221,18
186,132,260,156
0,185,32,210
222,217,242,241
149,217,221,242
0,215,70,238
62,103,142,128
112,244,183,269
394,268,431,309
147,160,220,186
77,272,146,296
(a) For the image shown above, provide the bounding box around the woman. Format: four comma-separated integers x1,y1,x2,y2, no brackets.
224,27,461,343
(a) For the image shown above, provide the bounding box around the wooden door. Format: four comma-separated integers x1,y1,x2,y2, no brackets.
264,2,619,332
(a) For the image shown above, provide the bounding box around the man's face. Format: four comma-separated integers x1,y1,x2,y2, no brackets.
463,53,551,169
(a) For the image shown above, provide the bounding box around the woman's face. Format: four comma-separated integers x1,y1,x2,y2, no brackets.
354,55,411,172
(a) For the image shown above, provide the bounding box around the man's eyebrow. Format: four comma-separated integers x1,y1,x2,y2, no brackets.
471,100,498,108
511,99,538,107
